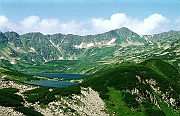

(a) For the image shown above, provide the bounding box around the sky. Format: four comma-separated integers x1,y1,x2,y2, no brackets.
0,0,180,35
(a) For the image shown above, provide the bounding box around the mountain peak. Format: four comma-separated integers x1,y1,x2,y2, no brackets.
112,27,139,38
119,27,132,31
118,27,136,34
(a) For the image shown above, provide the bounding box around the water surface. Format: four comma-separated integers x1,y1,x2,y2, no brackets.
24,73,85,87
25,80,76,87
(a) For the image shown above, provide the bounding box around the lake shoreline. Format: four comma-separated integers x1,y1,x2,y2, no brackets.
24,73,86,87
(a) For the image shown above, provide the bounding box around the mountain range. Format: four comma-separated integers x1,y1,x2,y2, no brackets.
0,27,180,73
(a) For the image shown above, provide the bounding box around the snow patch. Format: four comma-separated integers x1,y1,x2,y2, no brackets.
43,57,47,62
58,56,64,60
74,43,85,49
10,61,16,64
75,43,94,49
164,45,170,49
160,52,169,55
120,42,144,47
107,38,116,45
29,47,36,52
87,43,94,47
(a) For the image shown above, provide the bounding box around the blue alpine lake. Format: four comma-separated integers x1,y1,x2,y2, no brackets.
24,73,86,87
25,81,76,87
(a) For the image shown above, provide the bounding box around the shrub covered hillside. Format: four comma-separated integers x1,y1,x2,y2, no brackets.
0,67,44,116
82,59,180,116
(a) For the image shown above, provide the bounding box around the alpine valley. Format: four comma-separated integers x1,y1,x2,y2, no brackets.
0,27,180,116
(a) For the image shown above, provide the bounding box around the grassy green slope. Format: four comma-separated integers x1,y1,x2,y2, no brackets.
13,60,110,74
0,66,40,82
81,59,180,115
140,59,180,82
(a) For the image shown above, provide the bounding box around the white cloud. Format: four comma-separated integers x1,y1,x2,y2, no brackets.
136,14,169,34
0,13,171,35
176,16,180,23
91,13,129,32
175,16,180,30
38,18,60,34
0,15,17,32
18,16,88,35
91,13,169,35
20,16,40,33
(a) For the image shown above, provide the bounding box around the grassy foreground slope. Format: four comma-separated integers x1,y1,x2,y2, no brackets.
82,59,180,115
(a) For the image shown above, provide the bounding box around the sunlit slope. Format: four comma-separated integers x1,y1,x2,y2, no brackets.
82,60,180,115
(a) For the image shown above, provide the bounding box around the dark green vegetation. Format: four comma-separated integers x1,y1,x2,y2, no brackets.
14,106,43,116
140,59,180,82
0,88,23,107
23,84,81,105
0,88,42,116
81,59,180,115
